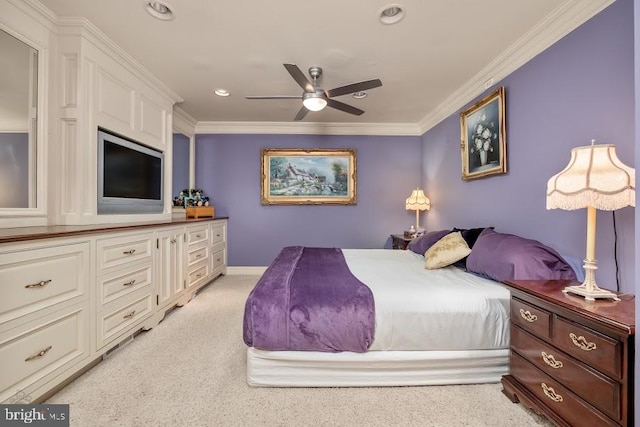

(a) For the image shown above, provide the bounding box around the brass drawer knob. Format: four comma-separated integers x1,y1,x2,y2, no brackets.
25,345,52,362
569,333,597,351
123,249,136,255
123,279,136,287
541,352,563,369
25,279,52,289
541,383,563,402
519,308,538,323
123,310,136,319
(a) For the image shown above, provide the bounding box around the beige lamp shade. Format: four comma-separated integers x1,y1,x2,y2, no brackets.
546,143,635,211
405,189,430,230
546,142,635,301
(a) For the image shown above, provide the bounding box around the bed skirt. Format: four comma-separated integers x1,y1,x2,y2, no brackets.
246,348,509,387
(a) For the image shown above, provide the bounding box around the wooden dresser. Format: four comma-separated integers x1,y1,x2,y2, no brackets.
501,280,634,427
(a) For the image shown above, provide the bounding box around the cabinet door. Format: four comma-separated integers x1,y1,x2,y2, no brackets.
156,228,185,308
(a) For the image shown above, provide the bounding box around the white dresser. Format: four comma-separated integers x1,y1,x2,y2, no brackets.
0,218,227,403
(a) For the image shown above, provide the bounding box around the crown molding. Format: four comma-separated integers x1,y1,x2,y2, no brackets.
173,106,197,137
417,0,614,134
195,121,422,136
7,0,58,31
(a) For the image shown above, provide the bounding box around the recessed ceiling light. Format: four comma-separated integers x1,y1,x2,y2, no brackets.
214,88,230,97
378,4,406,25
353,91,367,99
144,1,175,21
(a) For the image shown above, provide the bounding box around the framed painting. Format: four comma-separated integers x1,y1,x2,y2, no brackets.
261,148,357,205
460,87,507,181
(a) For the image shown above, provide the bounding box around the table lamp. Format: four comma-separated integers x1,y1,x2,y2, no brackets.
546,141,635,301
405,188,430,231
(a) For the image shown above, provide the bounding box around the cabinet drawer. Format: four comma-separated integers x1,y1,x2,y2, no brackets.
511,325,620,420
510,352,616,427
511,298,551,340
0,307,86,401
97,233,153,271
188,261,209,288
0,242,89,324
187,226,209,246
552,317,621,380
188,245,209,265
98,263,153,307
97,293,153,349
210,224,225,245
212,249,225,272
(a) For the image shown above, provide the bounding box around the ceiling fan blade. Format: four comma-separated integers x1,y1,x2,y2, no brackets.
326,99,364,116
326,79,382,98
294,106,309,121
284,64,315,93
245,95,301,99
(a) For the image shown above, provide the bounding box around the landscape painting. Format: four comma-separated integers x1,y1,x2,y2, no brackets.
261,148,357,205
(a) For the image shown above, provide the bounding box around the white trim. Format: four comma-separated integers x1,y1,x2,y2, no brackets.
417,0,614,134
173,107,197,137
195,121,422,136
227,266,267,275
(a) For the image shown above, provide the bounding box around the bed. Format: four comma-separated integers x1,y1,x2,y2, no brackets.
243,228,577,387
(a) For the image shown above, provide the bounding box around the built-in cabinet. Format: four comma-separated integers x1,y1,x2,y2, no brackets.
0,218,227,404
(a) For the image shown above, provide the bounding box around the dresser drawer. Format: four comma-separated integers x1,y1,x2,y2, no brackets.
97,233,153,271
0,242,89,324
212,249,225,272
97,292,153,349
98,263,153,307
187,226,209,246
552,317,621,380
0,307,87,402
210,223,225,245
187,245,209,266
188,261,209,289
510,352,617,427
511,298,551,340
511,325,620,420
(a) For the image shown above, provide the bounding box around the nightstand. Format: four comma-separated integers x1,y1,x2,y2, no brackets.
390,234,413,250
501,279,634,427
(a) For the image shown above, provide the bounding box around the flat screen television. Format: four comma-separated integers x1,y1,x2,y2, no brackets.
97,129,164,214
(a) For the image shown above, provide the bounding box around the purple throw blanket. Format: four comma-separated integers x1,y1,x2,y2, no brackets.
243,246,375,353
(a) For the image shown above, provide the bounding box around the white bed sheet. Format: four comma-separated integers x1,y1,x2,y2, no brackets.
342,249,511,351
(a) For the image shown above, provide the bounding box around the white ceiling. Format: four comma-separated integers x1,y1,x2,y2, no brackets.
35,0,612,133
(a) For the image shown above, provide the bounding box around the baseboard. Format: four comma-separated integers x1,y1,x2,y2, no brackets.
227,266,267,275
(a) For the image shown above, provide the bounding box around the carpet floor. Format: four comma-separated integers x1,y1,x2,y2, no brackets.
47,274,554,426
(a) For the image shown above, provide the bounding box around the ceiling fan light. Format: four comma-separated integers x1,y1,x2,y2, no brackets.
302,96,327,112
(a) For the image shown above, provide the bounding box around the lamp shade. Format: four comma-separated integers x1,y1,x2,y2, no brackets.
405,189,431,211
546,143,635,211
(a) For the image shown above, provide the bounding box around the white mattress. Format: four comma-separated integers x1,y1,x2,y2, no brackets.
342,249,511,351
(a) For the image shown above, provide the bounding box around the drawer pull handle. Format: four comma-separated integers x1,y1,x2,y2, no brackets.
519,309,538,323
25,346,52,362
170,238,177,243
25,279,52,289
196,273,202,278
541,383,563,402
216,258,221,262
196,234,202,238
123,249,136,255
569,333,597,351
541,352,563,369
196,254,202,258
123,310,136,319
123,279,136,287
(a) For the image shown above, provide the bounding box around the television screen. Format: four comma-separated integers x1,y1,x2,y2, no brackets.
103,140,162,200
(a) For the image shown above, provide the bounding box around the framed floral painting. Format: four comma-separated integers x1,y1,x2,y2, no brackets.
261,148,357,205
460,87,507,180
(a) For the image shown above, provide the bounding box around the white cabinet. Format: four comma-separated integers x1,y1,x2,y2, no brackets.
156,226,186,311
210,220,227,278
0,238,91,403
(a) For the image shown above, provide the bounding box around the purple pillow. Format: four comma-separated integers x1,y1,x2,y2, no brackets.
466,228,577,282
407,229,451,255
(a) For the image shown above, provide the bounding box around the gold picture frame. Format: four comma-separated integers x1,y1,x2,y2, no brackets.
460,87,507,180
261,148,357,205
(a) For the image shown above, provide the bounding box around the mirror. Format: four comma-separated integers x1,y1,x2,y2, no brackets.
0,28,38,208
172,132,191,199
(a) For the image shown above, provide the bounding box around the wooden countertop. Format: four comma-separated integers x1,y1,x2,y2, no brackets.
0,216,229,244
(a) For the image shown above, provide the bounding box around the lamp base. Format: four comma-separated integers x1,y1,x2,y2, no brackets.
562,259,620,302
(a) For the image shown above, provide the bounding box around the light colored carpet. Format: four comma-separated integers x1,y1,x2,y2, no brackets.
47,275,553,427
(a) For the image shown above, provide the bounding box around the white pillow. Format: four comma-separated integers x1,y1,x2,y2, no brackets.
424,231,472,270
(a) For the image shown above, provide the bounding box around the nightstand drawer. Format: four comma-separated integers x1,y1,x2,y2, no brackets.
511,298,551,340
510,352,617,427
512,325,620,420
553,317,621,380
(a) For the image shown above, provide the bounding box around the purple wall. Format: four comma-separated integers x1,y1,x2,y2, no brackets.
422,0,635,293
195,134,422,265
172,133,190,196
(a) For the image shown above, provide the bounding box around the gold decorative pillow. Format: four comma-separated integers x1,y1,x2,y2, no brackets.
424,231,472,270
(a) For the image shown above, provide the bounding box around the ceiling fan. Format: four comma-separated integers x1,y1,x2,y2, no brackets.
245,64,382,121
